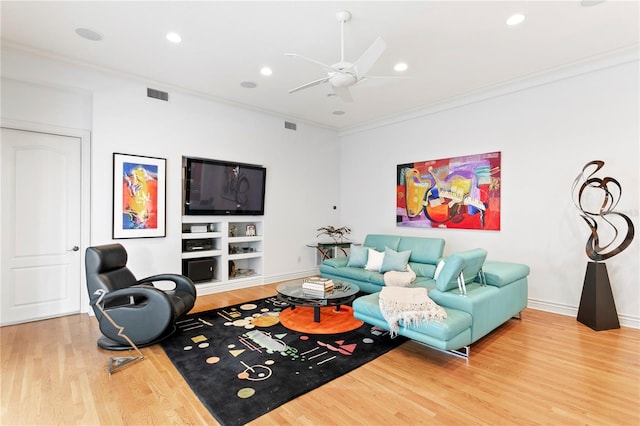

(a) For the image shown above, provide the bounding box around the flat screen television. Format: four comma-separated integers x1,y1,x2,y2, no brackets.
184,157,266,216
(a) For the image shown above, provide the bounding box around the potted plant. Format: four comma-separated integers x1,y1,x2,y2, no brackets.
316,226,351,243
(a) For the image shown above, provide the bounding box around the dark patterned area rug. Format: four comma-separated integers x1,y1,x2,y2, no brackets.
160,295,406,426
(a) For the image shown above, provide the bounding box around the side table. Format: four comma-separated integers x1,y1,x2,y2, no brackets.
306,242,357,260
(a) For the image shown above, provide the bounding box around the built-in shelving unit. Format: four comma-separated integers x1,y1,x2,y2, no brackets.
181,216,263,294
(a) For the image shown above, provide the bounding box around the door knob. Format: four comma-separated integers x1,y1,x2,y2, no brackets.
70,246,79,252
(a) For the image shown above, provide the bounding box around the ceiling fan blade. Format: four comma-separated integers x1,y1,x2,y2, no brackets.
353,36,387,79
288,76,331,94
284,53,333,72
332,85,353,103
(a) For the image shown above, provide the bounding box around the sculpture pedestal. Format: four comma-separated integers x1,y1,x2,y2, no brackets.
577,262,620,331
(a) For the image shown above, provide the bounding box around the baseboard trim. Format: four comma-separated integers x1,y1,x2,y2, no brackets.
263,269,320,286
528,298,639,329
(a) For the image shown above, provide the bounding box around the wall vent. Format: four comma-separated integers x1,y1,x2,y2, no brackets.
147,88,169,101
284,121,297,131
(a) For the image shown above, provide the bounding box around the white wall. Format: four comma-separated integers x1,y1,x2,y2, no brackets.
2,47,638,327
1,48,341,293
339,55,639,327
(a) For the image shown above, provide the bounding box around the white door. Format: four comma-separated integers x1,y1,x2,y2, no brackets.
1,127,82,325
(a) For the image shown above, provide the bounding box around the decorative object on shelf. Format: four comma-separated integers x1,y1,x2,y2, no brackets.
316,225,351,243
235,268,255,277
246,223,256,236
571,160,635,331
397,151,501,230
190,225,208,233
229,260,237,278
229,224,237,237
112,153,166,239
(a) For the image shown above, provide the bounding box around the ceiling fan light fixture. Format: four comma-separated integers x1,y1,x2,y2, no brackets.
506,13,526,26
394,62,408,72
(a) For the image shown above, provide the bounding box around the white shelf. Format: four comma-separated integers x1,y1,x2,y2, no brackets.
181,217,263,293
229,236,261,243
182,231,223,239
182,250,223,259
229,252,262,261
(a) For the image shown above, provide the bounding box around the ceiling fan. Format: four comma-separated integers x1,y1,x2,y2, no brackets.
285,10,389,102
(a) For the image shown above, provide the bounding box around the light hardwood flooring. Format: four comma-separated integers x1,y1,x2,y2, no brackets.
1,282,638,425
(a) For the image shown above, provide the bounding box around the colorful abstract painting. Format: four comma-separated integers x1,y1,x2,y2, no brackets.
113,153,166,238
397,151,501,230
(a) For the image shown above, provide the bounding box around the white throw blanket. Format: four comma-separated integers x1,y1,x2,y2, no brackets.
378,286,447,337
383,264,416,287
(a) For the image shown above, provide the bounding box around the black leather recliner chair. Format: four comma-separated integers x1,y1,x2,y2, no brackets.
85,243,197,350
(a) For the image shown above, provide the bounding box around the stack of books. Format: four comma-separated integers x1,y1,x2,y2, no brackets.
302,277,334,296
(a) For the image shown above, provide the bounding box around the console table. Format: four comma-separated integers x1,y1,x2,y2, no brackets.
306,242,355,260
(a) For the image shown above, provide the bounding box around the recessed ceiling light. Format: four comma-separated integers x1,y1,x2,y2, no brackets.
332,110,346,115
240,81,257,89
394,62,408,72
75,27,103,41
166,32,182,43
260,67,273,76
506,13,526,26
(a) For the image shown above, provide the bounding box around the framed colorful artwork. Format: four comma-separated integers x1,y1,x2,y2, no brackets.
397,151,501,230
112,153,166,238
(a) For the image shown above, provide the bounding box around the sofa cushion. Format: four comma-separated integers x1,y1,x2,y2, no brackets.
346,245,368,268
363,234,401,252
328,266,373,282
322,257,348,268
482,261,530,287
367,271,386,286
365,248,385,272
409,262,437,279
412,276,436,289
397,236,445,265
381,247,411,272
435,255,465,292
352,293,471,342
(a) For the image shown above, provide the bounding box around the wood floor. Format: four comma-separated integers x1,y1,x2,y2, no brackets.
2,282,638,425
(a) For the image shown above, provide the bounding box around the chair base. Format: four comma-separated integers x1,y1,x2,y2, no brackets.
97,325,177,351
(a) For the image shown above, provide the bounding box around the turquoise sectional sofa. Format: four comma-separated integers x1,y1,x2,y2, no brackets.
319,234,529,357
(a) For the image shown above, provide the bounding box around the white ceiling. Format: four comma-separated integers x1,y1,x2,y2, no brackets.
1,1,638,131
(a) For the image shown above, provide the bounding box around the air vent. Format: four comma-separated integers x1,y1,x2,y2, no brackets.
284,121,297,131
147,88,169,101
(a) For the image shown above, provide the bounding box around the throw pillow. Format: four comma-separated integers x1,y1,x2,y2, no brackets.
346,245,368,268
381,247,412,273
364,248,385,272
433,259,445,279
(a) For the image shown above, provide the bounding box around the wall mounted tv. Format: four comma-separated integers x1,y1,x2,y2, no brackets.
184,156,266,216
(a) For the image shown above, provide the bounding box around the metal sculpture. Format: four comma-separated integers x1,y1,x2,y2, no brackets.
571,160,635,331
571,160,635,260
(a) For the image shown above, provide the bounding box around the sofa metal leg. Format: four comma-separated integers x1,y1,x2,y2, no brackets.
412,340,470,361
513,311,523,320
449,345,470,360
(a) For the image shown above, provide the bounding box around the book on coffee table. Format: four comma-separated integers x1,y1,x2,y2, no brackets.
302,277,334,292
